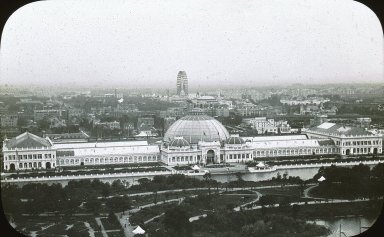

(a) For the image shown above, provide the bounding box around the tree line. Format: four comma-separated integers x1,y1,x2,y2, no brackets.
312,163,384,199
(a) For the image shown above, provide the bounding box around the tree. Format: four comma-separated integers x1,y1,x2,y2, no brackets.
203,172,212,195
137,178,150,186
37,117,50,130
112,179,125,192
292,204,300,219
240,221,268,236
259,196,275,207
17,117,28,128
163,206,191,237
283,171,288,180
203,172,212,182
105,196,131,212
276,172,282,181
101,185,111,198
84,198,102,214
235,172,244,182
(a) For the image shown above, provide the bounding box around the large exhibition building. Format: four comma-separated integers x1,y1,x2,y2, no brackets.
2,110,383,171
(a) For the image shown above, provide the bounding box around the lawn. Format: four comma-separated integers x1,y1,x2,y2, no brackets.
257,186,303,197
130,203,175,226
250,200,383,219
12,215,102,237
181,193,259,217
130,189,211,207
100,216,122,231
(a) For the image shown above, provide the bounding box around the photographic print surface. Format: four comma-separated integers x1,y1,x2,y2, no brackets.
1,0,383,237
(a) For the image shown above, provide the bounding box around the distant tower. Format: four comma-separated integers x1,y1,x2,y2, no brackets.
177,71,188,96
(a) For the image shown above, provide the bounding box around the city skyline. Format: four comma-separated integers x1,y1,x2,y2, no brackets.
1,0,383,88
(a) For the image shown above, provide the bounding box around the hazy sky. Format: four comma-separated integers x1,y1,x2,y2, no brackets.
0,0,383,89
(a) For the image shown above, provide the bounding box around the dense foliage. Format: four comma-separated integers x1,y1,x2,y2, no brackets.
1,179,129,215
311,163,384,199
128,174,218,192
151,210,329,237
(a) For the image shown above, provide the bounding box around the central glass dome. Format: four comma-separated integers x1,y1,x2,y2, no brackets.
164,111,230,144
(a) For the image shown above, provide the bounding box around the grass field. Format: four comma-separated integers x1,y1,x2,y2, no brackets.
12,215,102,237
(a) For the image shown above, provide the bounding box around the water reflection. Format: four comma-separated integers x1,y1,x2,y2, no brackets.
308,216,377,237
208,167,321,183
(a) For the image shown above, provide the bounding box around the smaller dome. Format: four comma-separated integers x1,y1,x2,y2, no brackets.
169,137,190,147
226,135,245,145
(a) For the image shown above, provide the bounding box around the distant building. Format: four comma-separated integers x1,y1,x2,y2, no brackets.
245,117,292,134
93,120,120,130
1,114,18,128
176,71,188,96
45,131,90,142
49,117,66,128
310,115,329,127
0,102,8,115
215,107,230,117
160,107,187,118
356,117,372,128
34,109,65,122
191,95,218,109
137,117,155,131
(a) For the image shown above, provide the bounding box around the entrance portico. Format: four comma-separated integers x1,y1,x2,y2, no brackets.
198,141,221,164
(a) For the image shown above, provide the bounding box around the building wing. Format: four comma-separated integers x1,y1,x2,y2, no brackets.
5,132,51,149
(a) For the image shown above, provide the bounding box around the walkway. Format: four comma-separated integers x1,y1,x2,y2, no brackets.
101,183,313,200
233,190,262,211
116,190,224,236
144,213,165,224
241,197,383,212
303,185,321,199
95,217,108,237
101,187,226,199
116,212,134,237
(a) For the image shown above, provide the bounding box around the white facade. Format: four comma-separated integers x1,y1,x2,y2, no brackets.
304,122,382,156
2,132,160,171
2,133,56,171
3,120,382,171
